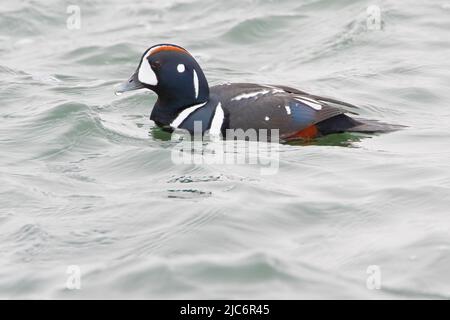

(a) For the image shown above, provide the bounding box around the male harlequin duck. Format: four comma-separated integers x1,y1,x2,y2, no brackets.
116,44,401,142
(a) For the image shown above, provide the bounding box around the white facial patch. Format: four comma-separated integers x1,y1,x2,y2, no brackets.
177,64,185,73
193,69,199,99
138,52,158,86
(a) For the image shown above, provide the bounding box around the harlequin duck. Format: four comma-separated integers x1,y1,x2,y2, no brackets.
116,44,401,142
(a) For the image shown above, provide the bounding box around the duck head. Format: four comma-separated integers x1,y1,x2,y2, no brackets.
116,44,210,125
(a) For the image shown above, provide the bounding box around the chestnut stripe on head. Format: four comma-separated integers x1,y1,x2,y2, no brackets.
148,45,190,57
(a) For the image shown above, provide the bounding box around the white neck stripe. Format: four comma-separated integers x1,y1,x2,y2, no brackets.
170,102,207,128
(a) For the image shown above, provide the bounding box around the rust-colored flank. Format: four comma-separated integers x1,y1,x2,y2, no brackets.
292,125,319,139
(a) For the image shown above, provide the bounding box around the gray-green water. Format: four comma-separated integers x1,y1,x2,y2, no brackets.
1,0,450,299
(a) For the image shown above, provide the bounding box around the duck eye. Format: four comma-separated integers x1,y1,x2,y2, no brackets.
150,60,161,69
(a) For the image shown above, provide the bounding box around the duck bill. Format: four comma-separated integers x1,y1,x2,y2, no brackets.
115,71,145,95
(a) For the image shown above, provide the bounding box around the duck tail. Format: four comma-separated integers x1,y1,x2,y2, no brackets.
347,118,406,133
316,114,405,135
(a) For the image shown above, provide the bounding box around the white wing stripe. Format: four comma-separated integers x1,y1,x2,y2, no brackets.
231,90,270,101
295,96,323,110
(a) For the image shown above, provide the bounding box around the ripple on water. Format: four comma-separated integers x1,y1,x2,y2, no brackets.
221,14,303,44
1,0,450,300
52,252,385,299
0,5,60,37
63,43,140,66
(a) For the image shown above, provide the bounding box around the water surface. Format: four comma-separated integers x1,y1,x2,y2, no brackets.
1,0,450,299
